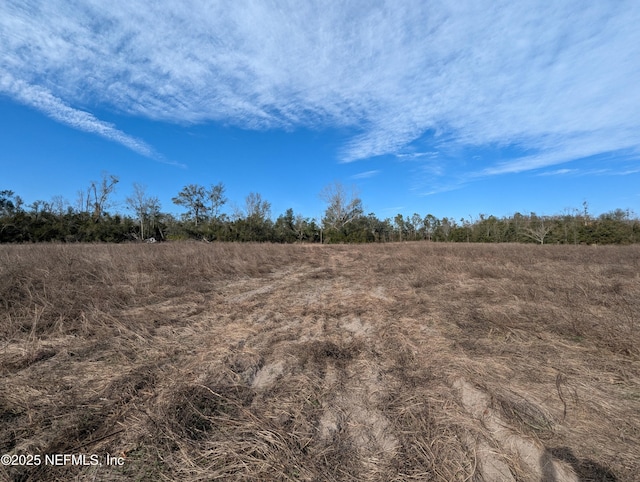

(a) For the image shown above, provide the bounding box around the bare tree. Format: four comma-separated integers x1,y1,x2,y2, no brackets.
75,189,88,213
50,195,69,216
294,214,307,242
320,181,363,231
88,173,119,220
244,192,271,221
410,213,422,240
423,214,437,241
240,192,272,241
126,183,160,240
523,219,552,244
207,182,227,220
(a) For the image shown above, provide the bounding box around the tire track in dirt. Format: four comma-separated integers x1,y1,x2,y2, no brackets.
226,266,310,303
247,315,400,477
318,320,399,479
454,378,578,482
199,249,583,479
227,257,403,478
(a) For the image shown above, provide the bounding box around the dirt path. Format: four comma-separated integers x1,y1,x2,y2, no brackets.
164,247,635,480
168,249,586,480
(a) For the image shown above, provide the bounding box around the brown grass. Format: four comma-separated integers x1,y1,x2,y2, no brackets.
1,242,639,481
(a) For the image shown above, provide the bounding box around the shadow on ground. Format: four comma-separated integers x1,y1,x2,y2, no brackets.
541,447,617,482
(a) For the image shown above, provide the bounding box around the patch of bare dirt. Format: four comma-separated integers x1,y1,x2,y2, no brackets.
454,377,577,482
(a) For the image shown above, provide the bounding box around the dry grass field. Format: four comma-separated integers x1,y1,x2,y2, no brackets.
1,242,639,481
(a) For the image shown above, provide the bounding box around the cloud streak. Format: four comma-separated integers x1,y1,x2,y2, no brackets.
351,170,380,180
0,73,155,158
1,1,639,172
536,169,577,177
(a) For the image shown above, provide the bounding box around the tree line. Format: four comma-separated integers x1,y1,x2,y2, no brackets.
1,174,639,244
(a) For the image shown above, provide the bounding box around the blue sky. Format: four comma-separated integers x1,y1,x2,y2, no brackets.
1,1,639,222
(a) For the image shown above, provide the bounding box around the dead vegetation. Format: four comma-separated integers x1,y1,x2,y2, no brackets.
1,242,639,481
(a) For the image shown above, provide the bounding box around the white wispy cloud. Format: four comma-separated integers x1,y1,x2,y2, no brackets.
1,1,639,172
0,72,156,158
617,168,640,176
537,168,577,177
419,182,468,197
351,170,380,180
